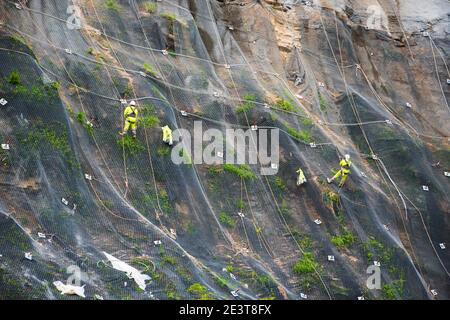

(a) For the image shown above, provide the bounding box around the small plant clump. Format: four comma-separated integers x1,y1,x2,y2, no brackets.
8,71,21,85
223,164,256,180
331,230,356,249
143,63,157,77
276,98,295,112
286,126,312,144
187,283,214,300
293,252,319,275
105,0,120,12
143,2,157,14
160,12,177,22
117,135,145,155
236,94,257,114
219,212,236,228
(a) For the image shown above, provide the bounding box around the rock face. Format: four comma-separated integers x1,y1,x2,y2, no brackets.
0,0,448,300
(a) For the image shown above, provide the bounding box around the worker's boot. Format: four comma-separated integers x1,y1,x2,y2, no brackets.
119,131,125,136
132,129,137,139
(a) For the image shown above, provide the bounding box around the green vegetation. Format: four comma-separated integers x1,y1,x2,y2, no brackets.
236,94,257,114
236,199,245,210
214,276,229,289
5,71,59,101
293,252,318,275
323,191,340,207
274,176,286,192
143,63,157,77
143,2,157,13
105,0,120,12
219,212,236,228
158,189,171,213
22,122,79,169
276,98,295,112
157,145,171,157
141,114,159,128
76,112,94,136
318,92,327,111
223,164,256,180
8,71,21,85
130,256,153,275
331,230,356,249
187,283,214,300
161,255,177,266
291,231,313,250
117,135,145,155
160,12,177,22
362,236,394,264
225,265,234,273
140,103,160,128
286,126,312,143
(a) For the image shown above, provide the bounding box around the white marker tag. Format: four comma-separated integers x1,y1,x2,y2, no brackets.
65,48,72,55
383,224,389,231
328,255,335,262
431,289,438,296
251,125,258,131
385,120,392,125
310,142,316,148
271,163,278,169
230,273,236,280
447,79,450,85
84,174,93,181
15,3,23,10
374,261,381,267
95,30,102,36
120,99,127,105
422,32,429,37
357,296,365,300
444,172,450,177
237,212,245,218
264,103,270,109
213,92,220,97
224,64,231,69
439,243,446,249
181,110,188,116
300,293,307,299
231,290,239,297
162,50,168,56
25,252,33,260
422,185,429,191
0,98,8,106
154,240,162,245
314,219,322,225
139,71,146,77
406,103,412,108
216,152,223,158
38,233,46,239
1,144,10,150
296,95,304,100
61,198,69,206
170,229,177,237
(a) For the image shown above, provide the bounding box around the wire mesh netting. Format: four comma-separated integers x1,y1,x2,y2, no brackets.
0,0,448,300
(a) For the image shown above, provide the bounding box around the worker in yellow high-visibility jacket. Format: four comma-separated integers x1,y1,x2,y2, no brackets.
162,125,173,145
327,154,351,187
296,168,307,186
119,100,138,138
